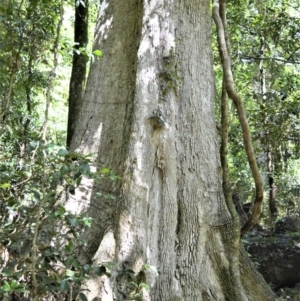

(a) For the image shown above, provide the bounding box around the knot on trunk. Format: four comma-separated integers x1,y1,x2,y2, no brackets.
149,108,166,129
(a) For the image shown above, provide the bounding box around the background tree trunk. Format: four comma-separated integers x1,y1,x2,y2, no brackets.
67,0,89,147
68,1,276,300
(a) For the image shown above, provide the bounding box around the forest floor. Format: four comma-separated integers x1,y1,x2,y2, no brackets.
246,217,300,300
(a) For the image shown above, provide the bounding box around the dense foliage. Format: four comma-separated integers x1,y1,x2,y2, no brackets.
0,1,105,300
214,0,300,222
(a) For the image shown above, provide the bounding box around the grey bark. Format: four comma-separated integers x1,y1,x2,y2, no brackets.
67,0,277,300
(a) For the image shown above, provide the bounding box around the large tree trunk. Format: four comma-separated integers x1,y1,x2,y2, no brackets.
68,1,276,300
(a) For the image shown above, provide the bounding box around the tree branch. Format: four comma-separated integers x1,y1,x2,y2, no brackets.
236,54,300,65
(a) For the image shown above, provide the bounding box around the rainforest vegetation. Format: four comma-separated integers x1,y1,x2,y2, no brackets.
0,0,299,300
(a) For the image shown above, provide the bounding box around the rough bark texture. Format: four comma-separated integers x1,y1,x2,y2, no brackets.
68,0,277,300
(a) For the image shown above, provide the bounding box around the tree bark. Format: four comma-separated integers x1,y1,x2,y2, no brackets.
67,1,276,300
267,148,278,219
67,0,89,147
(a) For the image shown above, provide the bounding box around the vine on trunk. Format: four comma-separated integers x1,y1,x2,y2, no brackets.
212,0,264,236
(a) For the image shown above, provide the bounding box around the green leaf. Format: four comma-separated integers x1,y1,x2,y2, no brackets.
100,168,110,174
44,249,53,257
10,280,18,289
142,264,151,270
79,293,88,301
0,183,10,189
33,191,41,201
109,175,118,181
93,49,102,57
82,217,93,227
94,266,106,276
139,282,149,290
142,264,158,276
65,239,74,252
79,161,90,173
69,185,75,195
76,176,82,186
66,269,75,277
58,148,69,157
2,280,11,291
66,216,78,227
71,259,80,270
109,171,120,181
14,287,30,293
83,264,92,272
130,282,138,288
60,279,69,292
104,194,116,200
60,164,69,176
55,206,66,216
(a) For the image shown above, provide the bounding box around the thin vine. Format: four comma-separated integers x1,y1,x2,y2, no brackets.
212,0,264,236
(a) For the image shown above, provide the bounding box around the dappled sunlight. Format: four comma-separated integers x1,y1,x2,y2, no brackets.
118,213,135,262
92,230,115,266
98,16,113,41
138,2,175,58
132,140,150,204
137,66,157,101
66,123,103,214
94,0,112,43
83,122,103,161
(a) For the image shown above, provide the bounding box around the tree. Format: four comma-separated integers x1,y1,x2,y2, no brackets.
67,0,89,147
66,1,278,300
